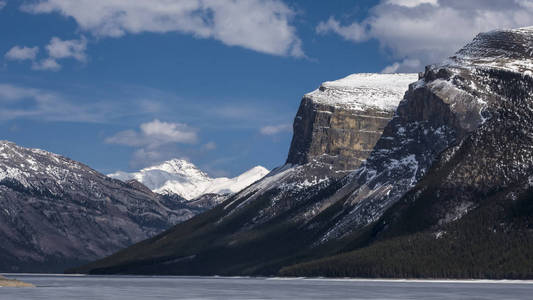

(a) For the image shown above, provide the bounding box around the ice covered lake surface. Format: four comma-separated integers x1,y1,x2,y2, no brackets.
2,274,533,299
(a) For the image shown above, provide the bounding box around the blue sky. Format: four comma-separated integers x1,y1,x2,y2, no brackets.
1,0,532,177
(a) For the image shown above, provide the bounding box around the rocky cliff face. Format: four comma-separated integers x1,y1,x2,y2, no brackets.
287,73,418,170
0,141,203,272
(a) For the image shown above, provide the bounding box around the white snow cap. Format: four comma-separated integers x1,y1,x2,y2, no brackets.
108,159,269,200
305,73,418,112
449,27,533,74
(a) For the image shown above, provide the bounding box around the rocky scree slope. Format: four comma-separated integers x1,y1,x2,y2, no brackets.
0,141,203,272
281,27,533,278
71,73,417,275
108,159,269,203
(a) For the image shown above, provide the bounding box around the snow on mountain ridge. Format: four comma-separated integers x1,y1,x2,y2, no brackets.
108,159,269,200
0,140,98,190
446,27,533,74
305,73,418,112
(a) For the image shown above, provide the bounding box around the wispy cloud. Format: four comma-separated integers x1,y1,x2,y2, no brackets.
260,123,292,135
5,46,39,61
317,0,533,72
0,83,105,122
0,1,6,10
0,83,162,123
21,0,304,57
201,141,217,151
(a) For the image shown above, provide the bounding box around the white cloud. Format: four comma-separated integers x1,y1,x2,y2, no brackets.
381,58,421,73
46,36,87,61
260,123,292,135
316,17,368,41
0,1,6,10
106,119,198,169
21,0,304,57
385,0,438,7
32,57,61,71
5,46,39,61
317,0,533,72
5,36,87,71
105,119,198,147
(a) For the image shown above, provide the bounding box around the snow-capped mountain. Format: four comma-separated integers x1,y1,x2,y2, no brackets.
0,140,203,272
108,159,269,200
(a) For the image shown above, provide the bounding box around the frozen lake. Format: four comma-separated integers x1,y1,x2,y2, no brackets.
2,274,533,299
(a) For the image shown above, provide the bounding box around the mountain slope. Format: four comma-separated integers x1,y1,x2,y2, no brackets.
108,159,269,200
281,27,533,278
71,73,418,275
0,141,202,272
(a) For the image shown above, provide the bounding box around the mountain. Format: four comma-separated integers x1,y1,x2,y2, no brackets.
108,159,269,201
72,72,418,275
281,27,533,278
0,141,204,272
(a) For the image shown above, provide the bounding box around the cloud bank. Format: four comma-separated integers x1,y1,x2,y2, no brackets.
317,0,533,72
21,0,304,57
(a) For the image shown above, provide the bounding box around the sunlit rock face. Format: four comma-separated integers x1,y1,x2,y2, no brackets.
287,73,418,170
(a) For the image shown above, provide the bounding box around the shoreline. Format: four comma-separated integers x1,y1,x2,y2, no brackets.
4,273,533,284
0,275,35,287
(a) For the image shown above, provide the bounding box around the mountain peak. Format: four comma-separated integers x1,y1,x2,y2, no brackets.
287,73,417,169
143,158,208,179
448,27,533,73
108,160,269,200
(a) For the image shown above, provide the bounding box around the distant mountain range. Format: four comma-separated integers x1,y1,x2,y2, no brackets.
108,160,269,200
73,27,533,279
